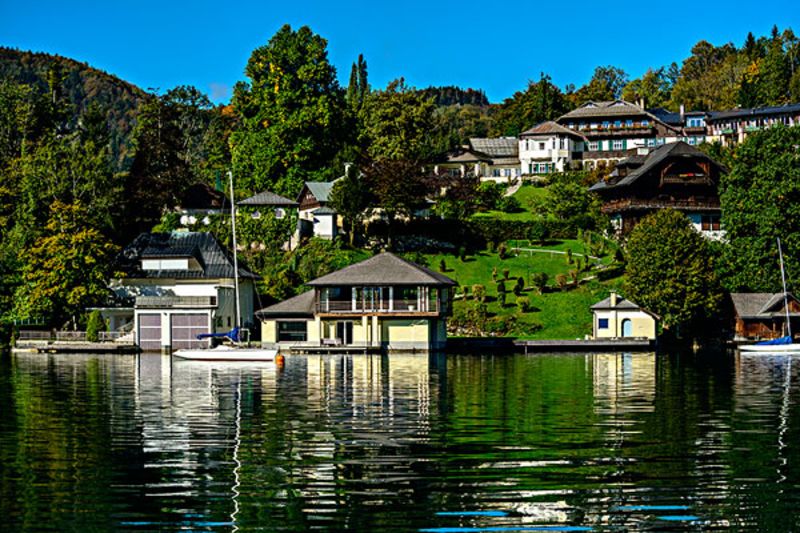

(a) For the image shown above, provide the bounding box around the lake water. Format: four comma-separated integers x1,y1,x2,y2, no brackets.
1,351,799,531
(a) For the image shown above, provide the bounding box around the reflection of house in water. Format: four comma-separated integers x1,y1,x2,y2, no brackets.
591,353,657,413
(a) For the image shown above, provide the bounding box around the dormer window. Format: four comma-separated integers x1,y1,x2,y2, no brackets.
142,258,190,271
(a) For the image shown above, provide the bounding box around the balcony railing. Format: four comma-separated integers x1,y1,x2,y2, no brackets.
601,197,721,212
135,296,217,308
316,298,440,314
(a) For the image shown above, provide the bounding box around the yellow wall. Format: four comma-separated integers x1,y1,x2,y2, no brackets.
593,310,657,340
381,319,429,347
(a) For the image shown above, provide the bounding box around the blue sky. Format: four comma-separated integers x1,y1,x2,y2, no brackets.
2,1,799,104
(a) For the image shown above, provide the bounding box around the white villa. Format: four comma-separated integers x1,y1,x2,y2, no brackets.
519,121,587,174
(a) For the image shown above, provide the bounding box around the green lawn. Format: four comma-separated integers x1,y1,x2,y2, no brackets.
472,183,548,221
424,239,624,339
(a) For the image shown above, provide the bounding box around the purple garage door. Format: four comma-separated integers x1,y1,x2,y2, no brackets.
171,314,209,349
138,314,162,351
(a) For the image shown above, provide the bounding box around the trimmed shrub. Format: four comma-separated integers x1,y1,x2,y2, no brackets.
531,272,549,294
472,284,486,303
86,310,106,342
555,273,568,290
514,276,525,296
439,259,447,272
516,296,531,312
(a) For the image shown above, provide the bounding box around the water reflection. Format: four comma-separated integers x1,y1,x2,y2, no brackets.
1,351,800,531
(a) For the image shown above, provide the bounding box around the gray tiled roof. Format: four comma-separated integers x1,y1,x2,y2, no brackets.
469,137,519,158
256,290,315,317
304,181,335,203
590,295,643,310
238,190,297,207
559,100,650,120
731,292,800,317
312,206,337,215
446,150,491,163
709,102,800,122
117,232,259,280
520,121,588,141
307,252,457,287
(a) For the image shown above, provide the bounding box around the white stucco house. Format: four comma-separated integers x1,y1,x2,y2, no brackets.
104,232,259,352
590,292,657,340
518,121,587,174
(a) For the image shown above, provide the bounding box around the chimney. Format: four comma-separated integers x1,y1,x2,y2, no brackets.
610,291,618,307
680,104,685,123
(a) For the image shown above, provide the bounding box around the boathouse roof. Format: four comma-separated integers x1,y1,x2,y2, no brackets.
256,290,315,318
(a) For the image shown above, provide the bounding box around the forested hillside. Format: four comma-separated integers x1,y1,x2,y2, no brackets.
0,47,148,167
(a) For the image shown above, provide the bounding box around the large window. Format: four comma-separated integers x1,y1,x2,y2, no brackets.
613,139,623,150
598,318,609,329
588,141,599,151
277,321,307,342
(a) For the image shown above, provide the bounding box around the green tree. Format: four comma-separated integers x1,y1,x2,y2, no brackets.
571,66,629,104
624,209,722,335
230,25,346,196
329,164,369,245
13,201,118,327
85,309,106,342
719,125,800,292
621,67,671,108
346,54,369,113
491,73,570,136
360,158,432,248
360,79,436,161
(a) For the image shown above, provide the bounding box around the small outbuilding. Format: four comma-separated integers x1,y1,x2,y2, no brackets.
590,292,658,340
730,292,800,341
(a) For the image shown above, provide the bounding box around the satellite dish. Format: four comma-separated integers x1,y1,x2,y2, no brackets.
251,210,261,220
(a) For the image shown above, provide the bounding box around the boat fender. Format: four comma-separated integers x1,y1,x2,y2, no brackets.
276,354,285,367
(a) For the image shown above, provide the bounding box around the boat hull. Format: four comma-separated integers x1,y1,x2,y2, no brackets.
739,344,800,353
173,346,278,361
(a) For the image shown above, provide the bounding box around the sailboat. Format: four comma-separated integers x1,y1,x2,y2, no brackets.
174,172,278,362
740,238,800,354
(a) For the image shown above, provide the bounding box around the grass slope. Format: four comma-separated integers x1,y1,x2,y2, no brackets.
424,240,623,339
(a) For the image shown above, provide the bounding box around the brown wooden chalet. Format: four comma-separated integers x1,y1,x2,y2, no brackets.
589,141,726,235
730,292,800,341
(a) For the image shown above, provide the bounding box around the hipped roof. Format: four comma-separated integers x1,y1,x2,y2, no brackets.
117,232,259,280
307,252,457,287
257,290,315,318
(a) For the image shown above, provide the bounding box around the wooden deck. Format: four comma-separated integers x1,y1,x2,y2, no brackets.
288,345,382,355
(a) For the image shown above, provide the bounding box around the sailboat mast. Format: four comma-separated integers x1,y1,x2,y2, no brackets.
778,238,791,338
229,171,242,331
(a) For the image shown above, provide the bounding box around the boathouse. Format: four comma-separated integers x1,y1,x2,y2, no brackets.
257,253,456,351
590,292,657,340
106,232,259,351
730,292,800,341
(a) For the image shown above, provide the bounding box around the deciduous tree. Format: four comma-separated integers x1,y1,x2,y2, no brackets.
230,25,346,196
719,125,800,292
624,209,722,335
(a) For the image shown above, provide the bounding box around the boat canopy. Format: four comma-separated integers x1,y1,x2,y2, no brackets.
756,335,792,346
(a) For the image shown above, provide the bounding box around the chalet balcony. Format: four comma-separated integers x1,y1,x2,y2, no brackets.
579,125,655,137
601,197,721,213
135,295,218,309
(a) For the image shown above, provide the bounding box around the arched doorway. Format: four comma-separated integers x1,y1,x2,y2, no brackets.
621,319,633,338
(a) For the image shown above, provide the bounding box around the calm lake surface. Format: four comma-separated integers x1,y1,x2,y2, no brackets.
1,351,799,531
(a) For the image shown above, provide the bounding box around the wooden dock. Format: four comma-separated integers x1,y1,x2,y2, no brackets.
12,341,140,354
288,345,382,355
514,339,655,353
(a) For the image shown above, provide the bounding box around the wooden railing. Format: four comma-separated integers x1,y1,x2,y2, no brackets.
317,298,439,314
